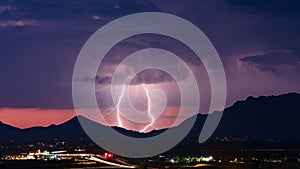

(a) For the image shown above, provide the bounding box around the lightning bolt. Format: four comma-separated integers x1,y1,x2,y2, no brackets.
113,84,156,131
116,85,126,128
102,107,116,114
140,84,155,133
90,86,110,95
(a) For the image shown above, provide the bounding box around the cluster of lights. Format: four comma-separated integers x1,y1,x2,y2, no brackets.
103,152,113,159
169,156,214,163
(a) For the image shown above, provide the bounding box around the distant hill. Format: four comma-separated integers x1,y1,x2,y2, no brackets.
0,116,89,144
0,93,299,146
0,121,21,143
214,92,300,141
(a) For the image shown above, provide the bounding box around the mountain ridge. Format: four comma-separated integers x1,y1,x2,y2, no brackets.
0,92,299,144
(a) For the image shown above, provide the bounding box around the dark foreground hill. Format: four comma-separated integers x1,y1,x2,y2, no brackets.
0,93,299,148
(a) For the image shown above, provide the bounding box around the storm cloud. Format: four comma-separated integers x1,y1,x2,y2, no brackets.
240,50,300,75
0,0,300,111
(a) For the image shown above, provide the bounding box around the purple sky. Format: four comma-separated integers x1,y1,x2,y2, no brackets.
0,0,300,129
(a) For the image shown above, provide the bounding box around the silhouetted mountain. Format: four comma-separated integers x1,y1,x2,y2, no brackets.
0,93,299,146
214,92,300,141
0,121,21,144
0,116,90,144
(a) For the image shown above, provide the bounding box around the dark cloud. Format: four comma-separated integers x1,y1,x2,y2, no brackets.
100,33,202,67
240,50,300,75
0,0,159,20
80,75,112,84
1,0,300,110
227,0,300,16
131,69,174,85
84,69,174,86
95,75,111,84
92,33,203,86
0,0,160,109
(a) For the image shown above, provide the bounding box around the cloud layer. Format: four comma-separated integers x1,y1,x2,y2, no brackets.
240,50,300,75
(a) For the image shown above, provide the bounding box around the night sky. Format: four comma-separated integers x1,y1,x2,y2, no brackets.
0,0,300,131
